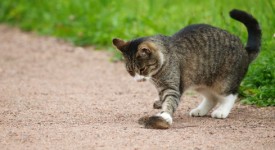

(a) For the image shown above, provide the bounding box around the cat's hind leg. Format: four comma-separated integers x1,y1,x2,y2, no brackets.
190,90,218,117
190,96,217,117
211,94,237,119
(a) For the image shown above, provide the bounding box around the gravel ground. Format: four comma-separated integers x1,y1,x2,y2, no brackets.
0,25,274,150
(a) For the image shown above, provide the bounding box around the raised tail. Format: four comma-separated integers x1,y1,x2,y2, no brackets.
230,9,262,61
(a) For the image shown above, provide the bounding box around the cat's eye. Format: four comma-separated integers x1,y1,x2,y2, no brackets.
140,67,146,73
125,65,134,76
127,70,134,76
127,68,135,76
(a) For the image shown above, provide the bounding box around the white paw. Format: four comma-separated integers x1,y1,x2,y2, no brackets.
156,112,173,125
189,108,208,117
211,109,229,119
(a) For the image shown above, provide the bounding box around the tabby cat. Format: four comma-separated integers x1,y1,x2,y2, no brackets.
113,9,261,129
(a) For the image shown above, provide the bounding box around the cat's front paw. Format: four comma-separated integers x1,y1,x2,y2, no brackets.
211,109,229,119
145,112,172,129
153,100,162,109
138,115,150,125
189,108,208,117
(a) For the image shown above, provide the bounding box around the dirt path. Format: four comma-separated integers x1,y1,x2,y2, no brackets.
0,25,274,150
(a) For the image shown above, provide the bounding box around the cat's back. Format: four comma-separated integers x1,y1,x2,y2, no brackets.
172,24,237,41
170,23,244,54
172,24,214,38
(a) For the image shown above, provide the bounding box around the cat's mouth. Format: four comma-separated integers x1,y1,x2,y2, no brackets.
134,74,148,82
136,78,146,82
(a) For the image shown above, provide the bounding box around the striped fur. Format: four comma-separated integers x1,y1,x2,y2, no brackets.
113,9,261,129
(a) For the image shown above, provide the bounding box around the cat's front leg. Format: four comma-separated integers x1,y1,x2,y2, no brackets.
145,89,181,129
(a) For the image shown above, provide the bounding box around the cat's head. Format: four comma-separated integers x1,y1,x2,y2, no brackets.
112,37,165,82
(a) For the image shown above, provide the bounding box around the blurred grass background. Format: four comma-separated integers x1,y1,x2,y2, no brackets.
0,0,274,106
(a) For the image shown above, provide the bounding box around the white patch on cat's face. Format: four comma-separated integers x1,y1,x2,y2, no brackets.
134,74,150,82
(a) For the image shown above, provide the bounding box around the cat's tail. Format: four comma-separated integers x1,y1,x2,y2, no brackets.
229,9,261,61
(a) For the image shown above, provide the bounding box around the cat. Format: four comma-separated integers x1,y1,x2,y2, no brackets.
112,9,261,129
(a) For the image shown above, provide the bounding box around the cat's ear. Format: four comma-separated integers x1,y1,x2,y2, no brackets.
137,41,156,58
112,38,127,52
138,47,151,58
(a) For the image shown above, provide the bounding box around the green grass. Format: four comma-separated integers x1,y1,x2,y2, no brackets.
0,0,274,106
